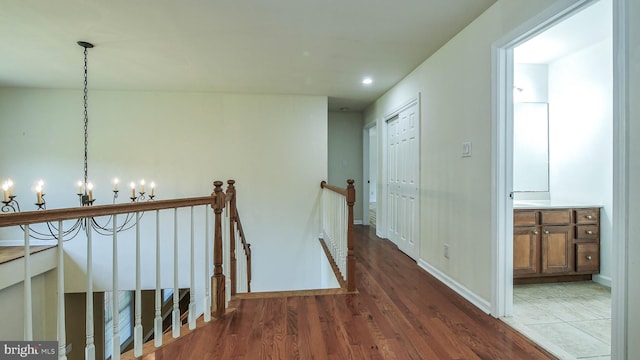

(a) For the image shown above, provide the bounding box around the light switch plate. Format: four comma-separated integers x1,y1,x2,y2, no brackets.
462,141,472,157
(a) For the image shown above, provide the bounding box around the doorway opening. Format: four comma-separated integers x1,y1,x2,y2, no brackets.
492,0,626,358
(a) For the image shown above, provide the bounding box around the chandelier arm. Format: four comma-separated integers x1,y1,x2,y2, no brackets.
90,214,113,229
120,212,145,232
2,204,16,213
18,218,84,241
88,212,141,234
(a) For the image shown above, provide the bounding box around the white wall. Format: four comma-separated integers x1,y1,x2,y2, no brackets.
548,37,613,284
365,0,558,306
514,63,549,102
0,89,328,296
328,111,364,223
0,270,57,341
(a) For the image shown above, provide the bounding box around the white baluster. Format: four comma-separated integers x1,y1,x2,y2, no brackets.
188,207,196,330
24,225,32,341
57,221,67,360
112,215,120,360
204,206,211,323
134,212,143,357
154,210,162,347
172,208,180,338
85,225,95,360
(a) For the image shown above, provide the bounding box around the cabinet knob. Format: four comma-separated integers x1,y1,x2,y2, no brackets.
586,255,592,260
532,230,538,235
586,230,593,235
586,215,593,220
544,230,550,234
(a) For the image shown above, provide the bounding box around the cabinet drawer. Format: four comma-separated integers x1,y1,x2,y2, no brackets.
575,208,599,224
576,225,599,241
576,243,599,272
540,209,571,225
514,211,537,226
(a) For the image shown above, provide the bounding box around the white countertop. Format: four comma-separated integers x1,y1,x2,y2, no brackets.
513,200,603,209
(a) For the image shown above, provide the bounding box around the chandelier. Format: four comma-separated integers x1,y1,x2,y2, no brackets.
0,41,155,239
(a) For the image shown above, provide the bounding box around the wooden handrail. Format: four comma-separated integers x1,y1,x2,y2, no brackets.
320,179,356,292
225,179,251,295
0,196,215,227
320,181,348,197
235,209,251,293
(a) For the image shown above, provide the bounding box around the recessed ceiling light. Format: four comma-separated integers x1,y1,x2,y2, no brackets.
362,77,373,85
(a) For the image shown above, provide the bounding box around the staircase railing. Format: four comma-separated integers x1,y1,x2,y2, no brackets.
320,179,356,292
0,179,244,360
225,180,251,296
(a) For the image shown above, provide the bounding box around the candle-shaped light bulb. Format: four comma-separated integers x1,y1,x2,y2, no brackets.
2,182,8,202
38,179,44,187
150,182,155,197
35,184,43,204
77,181,83,194
140,179,145,193
7,179,13,196
87,182,94,201
130,182,136,198
113,178,119,192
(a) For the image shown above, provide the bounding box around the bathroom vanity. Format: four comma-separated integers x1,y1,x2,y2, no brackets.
513,201,601,284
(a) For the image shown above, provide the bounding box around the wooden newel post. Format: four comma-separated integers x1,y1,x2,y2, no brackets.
212,181,226,318
226,180,237,296
346,179,356,292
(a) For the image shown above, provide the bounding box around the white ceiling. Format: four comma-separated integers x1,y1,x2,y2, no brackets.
0,0,496,111
515,0,611,65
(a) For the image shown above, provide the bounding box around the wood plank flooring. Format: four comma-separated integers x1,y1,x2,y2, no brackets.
142,226,555,359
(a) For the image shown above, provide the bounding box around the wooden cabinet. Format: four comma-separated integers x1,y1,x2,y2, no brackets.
513,207,600,283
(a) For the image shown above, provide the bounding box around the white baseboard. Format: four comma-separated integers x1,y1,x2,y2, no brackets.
592,274,612,288
354,219,363,225
417,259,491,314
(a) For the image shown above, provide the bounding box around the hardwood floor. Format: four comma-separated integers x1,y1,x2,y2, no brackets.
142,226,555,359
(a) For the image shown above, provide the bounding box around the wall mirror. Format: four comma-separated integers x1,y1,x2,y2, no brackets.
513,102,549,192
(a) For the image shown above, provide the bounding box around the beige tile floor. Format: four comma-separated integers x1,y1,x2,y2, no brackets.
503,281,611,360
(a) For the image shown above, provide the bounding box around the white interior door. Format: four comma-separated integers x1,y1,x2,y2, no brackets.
387,103,419,260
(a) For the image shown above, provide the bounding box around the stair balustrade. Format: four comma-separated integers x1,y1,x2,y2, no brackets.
320,179,356,292
225,180,251,295
0,179,250,360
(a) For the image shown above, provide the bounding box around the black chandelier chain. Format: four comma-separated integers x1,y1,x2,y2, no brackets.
82,44,89,191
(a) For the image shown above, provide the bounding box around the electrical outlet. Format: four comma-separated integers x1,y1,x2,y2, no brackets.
444,244,450,259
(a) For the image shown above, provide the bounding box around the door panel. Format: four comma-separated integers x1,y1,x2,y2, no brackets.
387,103,419,260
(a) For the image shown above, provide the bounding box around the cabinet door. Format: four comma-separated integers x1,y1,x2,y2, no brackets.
514,226,539,276
541,226,573,274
